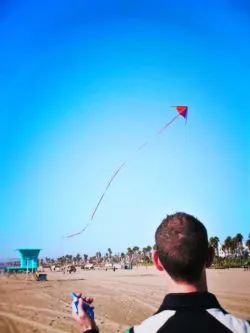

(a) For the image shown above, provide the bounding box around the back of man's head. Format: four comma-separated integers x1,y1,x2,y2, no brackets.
155,212,209,283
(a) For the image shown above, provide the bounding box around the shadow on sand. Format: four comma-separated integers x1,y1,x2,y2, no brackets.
54,278,86,282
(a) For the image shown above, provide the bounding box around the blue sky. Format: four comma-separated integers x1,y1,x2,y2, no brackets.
0,0,249,259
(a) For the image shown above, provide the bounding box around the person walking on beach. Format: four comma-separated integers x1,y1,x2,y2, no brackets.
72,212,250,333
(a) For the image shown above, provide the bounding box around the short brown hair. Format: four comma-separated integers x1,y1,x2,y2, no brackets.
155,212,209,283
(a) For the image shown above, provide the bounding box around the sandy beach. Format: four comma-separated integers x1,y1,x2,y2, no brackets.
0,267,249,333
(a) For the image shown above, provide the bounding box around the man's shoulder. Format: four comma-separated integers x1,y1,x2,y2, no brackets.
207,308,250,333
125,308,250,333
124,292,250,333
124,309,176,333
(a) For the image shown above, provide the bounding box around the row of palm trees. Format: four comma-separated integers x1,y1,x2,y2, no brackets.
41,245,156,266
41,234,250,267
209,233,250,258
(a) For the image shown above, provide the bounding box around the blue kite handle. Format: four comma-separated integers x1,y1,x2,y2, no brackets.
70,293,95,320
71,293,79,314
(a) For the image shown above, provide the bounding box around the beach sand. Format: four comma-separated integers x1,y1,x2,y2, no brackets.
0,267,249,332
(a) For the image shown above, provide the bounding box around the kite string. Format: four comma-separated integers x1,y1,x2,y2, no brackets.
66,113,181,237
90,114,181,221
157,113,180,135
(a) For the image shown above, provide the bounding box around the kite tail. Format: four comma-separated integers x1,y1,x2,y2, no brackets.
90,161,127,220
66,222,91,238
157,114,180,135
66,162,127,238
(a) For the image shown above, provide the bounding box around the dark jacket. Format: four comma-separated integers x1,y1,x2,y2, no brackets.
125,292,250,333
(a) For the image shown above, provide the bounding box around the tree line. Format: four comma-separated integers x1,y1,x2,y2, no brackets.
41,233,250,267
209,233,250,259
41,245,156,266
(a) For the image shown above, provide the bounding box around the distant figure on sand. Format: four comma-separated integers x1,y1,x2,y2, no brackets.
72,212,250,333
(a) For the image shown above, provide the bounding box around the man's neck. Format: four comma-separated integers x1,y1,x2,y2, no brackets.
169,282,208,293
167,271,208,294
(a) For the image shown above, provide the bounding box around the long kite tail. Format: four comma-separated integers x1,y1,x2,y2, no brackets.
66,162,127,238
66,111,183,238
90,161,127,221
66,222,92,238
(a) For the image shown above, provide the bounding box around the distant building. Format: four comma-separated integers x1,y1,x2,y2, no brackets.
0,262,6,271
217,243,249,258
217,243,226,258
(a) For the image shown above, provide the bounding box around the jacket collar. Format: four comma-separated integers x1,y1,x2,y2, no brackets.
157,292,222,312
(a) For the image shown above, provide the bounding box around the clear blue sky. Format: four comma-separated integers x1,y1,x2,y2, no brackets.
0,0,249,259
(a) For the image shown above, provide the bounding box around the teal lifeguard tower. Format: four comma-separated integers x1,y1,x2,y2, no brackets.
18,248,41,270
6,248,41,272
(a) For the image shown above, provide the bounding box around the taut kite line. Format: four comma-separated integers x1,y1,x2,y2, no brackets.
66,106,188,238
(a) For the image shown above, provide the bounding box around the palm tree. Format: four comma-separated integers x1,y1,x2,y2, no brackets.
146,245,152,257
45,257,51,264
127,247,133,256
96,251,101,258
132,247,140,265
126,247,133,264
235,233,243,243
234,233,244,257
142,247,151,263
83,254,88,263
224,237,233,257
58,256,66,265
75,253,82,264
95,252,102,264
209,237,220,257
133,246,140,253
108,248,112,257
65,254,73,263
246,234,250,251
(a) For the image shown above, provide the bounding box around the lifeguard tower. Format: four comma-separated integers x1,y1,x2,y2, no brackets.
18,248,41,271
6,248,41,273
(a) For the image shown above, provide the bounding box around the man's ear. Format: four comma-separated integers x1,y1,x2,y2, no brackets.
206,246,214,268
152,250,164,272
